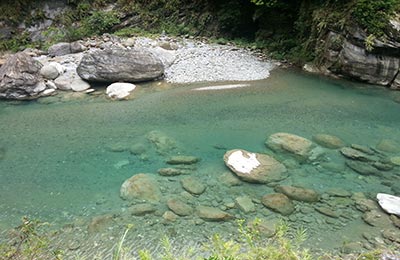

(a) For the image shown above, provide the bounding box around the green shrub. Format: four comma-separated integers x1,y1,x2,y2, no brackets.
352,0,400,36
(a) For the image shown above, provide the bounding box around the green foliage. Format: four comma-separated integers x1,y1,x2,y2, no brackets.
81,10,120,36
0,217,62,260
0,32,31,52
352,0,400,36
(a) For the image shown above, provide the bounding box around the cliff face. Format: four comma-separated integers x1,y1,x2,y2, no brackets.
319,17,400,89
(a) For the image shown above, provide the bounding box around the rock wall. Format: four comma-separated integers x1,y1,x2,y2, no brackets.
319,19,400,90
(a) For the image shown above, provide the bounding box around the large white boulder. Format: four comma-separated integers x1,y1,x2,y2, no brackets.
224,149,287,184
377,193,400,217
106,82,136,99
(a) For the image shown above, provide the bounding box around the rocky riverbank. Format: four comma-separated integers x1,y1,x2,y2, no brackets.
0,35,275,100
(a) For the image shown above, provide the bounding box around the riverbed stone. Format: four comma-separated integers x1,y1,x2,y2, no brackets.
120,173,161,202
315,206,339,218
377,193,400,217
362,210,393,228
376,139,399,153
312,134,345,149
158,168,191,176
88,214,115,234
48,42,72,57
340,147,375,162
218,172,242,186
77,47,164,83
390,156,400,166
0,52,44,100
106,82,136,99
181,176,206,195
166,156,199,165
382,229,400,243
146,130,177,155
274,185,320,203
345,160,380,175
196,206,233,221
247,218,277,238
223,149,287,184
235,196,255,213
167,198,193,216
265,132,314,160
326,188,352,197
40,62,64,80
128,203,156,216
261,193,295,215
162,211,178,222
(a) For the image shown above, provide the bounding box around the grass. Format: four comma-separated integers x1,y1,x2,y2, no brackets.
0,217,398,260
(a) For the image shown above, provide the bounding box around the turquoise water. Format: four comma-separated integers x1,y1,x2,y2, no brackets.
0,69,399,256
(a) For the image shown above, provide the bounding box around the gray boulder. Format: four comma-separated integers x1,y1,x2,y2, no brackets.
0,52,45,99
48,42,72,57
77,47,164,83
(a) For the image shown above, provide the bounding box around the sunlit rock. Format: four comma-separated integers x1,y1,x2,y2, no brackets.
377,193,400,217
261,193,295,216
224,149,287,184
120,173,161,202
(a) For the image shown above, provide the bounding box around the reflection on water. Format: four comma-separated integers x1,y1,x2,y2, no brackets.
0,69,399,256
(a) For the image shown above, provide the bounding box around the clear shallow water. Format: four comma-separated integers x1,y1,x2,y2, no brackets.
0,69,399,256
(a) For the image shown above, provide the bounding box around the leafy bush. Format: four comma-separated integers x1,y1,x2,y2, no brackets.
352,0,400,36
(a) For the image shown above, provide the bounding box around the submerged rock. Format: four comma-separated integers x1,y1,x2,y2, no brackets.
274,185,319,203
88,214,115,234
312,134,345,149
0,52,45,100
146,130,177,155
377,193,400,217
390,156,400,166
167,198,193,216
128,203,156,216
218,172,242,186
196,206,233,221
362,210,393,228
77,47,164,83
345,160,380,175
261,193,295,216
340,147,375,162
166,156,199,165
223,149,287,184
181,176,206,195
265,132,315,161
376,139,400,153
235,196,255,213
106,82,136,100
120,173,161,202
158,167,191,176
